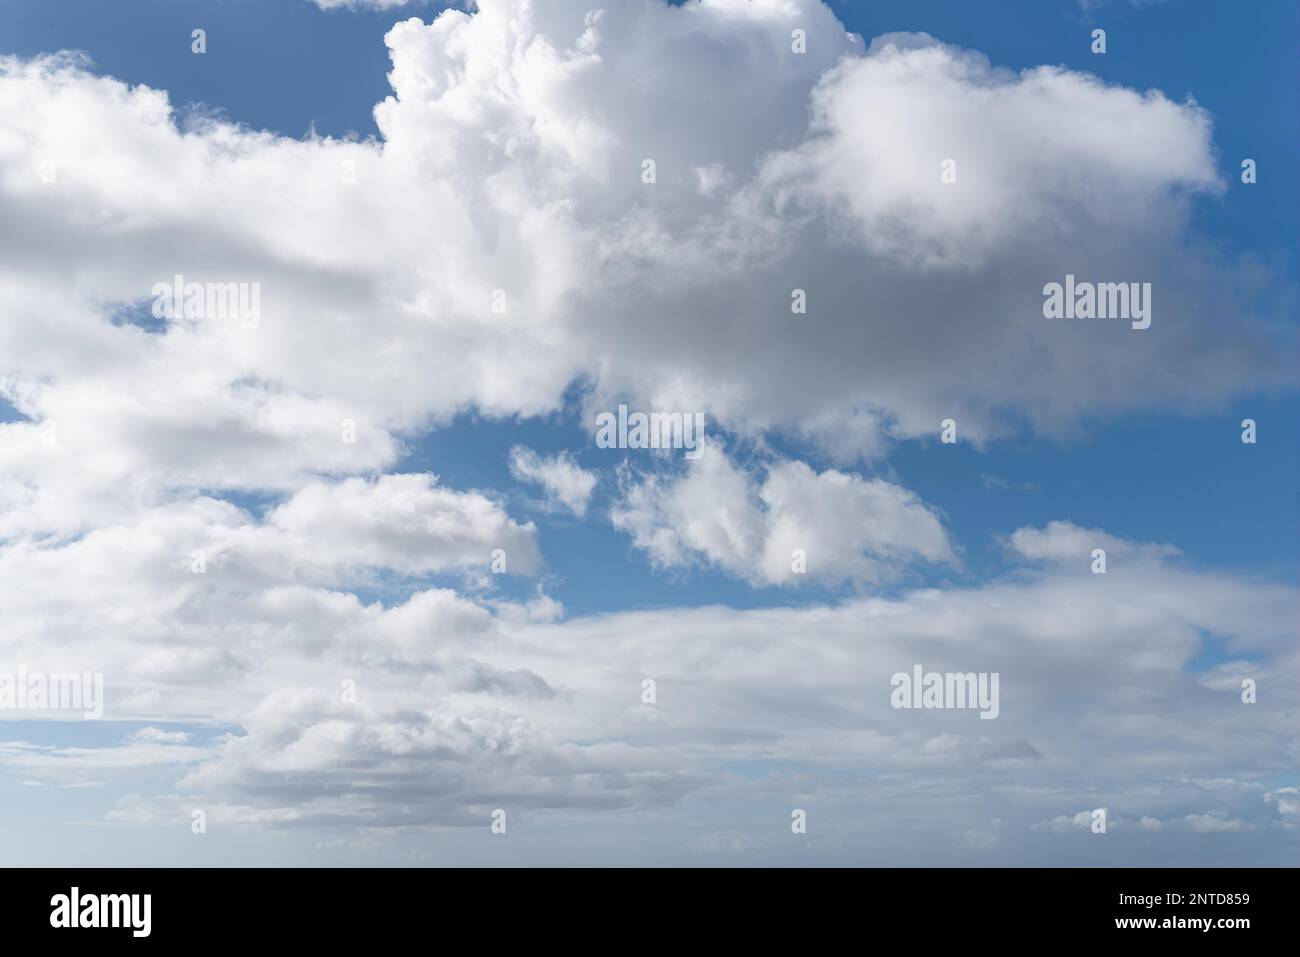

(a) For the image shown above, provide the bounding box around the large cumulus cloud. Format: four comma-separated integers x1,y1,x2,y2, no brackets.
2,0,1291,534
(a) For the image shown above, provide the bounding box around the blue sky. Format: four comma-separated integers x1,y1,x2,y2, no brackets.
0,0,1296,865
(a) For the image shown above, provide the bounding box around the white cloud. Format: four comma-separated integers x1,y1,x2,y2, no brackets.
128,536,1300,839
612,442,952,586
0,0,1288,527
508,446,597,517
0,508,1292,856
1009,520,1181,564
259,473,540,577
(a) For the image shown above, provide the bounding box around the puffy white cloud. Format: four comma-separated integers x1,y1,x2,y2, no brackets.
0,471,541,728
508,446,597,517
764,32,1221,270
612,442,952,585
258,472,540,577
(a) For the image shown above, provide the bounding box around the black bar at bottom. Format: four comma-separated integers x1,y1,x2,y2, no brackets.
0,867,1290,944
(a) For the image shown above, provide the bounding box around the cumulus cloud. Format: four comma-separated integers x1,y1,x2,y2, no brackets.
612,442,952,586
0,0,1290,524
0,472,541,726
258,472,540,577
508,446,597,517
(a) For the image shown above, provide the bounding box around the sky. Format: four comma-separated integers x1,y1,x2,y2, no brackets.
0,0,1296,866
